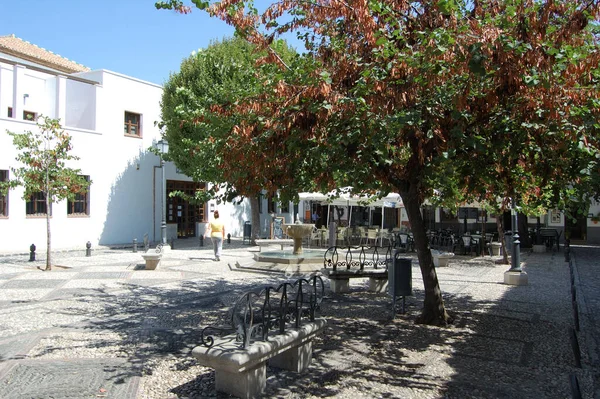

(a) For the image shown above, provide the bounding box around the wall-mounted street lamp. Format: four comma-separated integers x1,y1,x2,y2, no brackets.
156,139,169,245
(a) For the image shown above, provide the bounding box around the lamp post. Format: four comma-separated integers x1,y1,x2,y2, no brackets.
504,196,528,285
509,198,521,272
157,139,169,245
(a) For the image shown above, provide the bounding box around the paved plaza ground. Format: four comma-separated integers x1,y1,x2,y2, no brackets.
0,238,598,398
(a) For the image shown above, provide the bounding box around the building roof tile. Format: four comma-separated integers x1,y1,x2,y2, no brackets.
0,34,90,74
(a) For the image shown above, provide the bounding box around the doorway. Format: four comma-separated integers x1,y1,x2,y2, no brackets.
566,215,587,241
166,180,206,238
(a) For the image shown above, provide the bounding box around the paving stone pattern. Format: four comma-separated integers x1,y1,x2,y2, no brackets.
0,238,597,398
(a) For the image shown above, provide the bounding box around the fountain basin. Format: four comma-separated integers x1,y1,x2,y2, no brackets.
255,250,325,265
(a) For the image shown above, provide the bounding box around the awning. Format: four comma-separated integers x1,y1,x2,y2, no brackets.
299,190,403,208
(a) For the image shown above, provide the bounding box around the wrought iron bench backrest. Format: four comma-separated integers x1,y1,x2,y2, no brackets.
200,275,325,349
323,245,393,271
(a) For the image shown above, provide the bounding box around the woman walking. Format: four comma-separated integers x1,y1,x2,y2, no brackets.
206,210,225,261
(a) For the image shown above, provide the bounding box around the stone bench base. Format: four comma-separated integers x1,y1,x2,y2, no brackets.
192,318,326,399
141,253,162,270
255,239,294,252
323,269,388,293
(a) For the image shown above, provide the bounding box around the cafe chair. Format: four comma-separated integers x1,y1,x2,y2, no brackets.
461,236,474,255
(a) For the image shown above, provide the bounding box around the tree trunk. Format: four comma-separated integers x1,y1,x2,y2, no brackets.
496,215,509,264
250,195,260,245
400,185,450,326
45,191,52,271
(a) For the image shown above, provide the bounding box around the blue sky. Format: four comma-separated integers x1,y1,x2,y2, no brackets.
0,0,243,86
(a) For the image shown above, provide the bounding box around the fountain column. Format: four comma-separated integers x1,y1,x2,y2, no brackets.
286,224,315,255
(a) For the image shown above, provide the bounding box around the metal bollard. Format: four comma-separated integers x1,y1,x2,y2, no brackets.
564,239,571,262
199,235,204,247
29,243,36,262
133,238,138,253
170,237,175,249
227,233,231,244
86,241,92,257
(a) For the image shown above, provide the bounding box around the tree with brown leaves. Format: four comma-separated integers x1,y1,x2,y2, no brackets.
157,0,599,325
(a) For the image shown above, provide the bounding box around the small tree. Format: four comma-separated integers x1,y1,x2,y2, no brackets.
0,117,90,271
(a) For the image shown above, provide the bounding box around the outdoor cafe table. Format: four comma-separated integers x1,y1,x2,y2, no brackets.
470,234,493,256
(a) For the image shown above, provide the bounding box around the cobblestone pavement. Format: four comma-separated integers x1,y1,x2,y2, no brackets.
0,239,597,398
570,245,600,398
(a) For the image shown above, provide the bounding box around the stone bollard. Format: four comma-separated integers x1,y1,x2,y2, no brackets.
29,243,36,262
199,235,204,247
133,238,138,253
86,241,92,257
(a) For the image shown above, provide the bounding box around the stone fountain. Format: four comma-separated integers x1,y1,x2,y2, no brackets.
251,223,325,273
286,223,315,255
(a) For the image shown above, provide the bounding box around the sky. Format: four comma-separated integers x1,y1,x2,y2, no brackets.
0,0,247,86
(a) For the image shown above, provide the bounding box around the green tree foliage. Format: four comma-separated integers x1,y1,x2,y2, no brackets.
160,37,297,242
0,117,90,270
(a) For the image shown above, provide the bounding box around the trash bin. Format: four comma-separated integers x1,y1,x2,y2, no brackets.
243,221,252,245
389,250,412,317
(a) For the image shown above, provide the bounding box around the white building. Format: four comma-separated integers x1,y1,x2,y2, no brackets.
0,35,303,253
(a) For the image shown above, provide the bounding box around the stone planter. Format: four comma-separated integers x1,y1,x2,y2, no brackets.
141,252,162,270
490,242,502,256
431,249,454,267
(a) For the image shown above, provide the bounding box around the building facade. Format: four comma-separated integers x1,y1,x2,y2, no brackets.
0,35,301,252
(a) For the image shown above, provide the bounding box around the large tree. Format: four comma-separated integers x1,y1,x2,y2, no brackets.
1,117,90,271
157,0,600,325
160,37,298,243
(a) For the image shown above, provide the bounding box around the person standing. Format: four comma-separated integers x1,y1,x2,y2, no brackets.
206,210,225,261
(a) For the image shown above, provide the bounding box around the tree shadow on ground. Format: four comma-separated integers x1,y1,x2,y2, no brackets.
24,274,286,397
21,251,591,398
256,252,586,398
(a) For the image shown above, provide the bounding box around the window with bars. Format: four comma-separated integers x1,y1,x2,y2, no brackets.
124,111,141,136
0,170,7,217
26,191,50,216
67,176,90,216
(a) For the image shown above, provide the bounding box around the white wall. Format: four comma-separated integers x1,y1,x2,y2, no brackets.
65,79,96,130
21,70,50,116
0,64,13,113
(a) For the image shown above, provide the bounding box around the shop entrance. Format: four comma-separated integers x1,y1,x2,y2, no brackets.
166,180,206,238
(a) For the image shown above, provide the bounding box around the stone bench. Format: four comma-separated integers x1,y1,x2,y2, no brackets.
322,245,393,293
321,268,388,293
191,276,325,398
192,318,326,399
141,245,164,270
255,238,294,252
